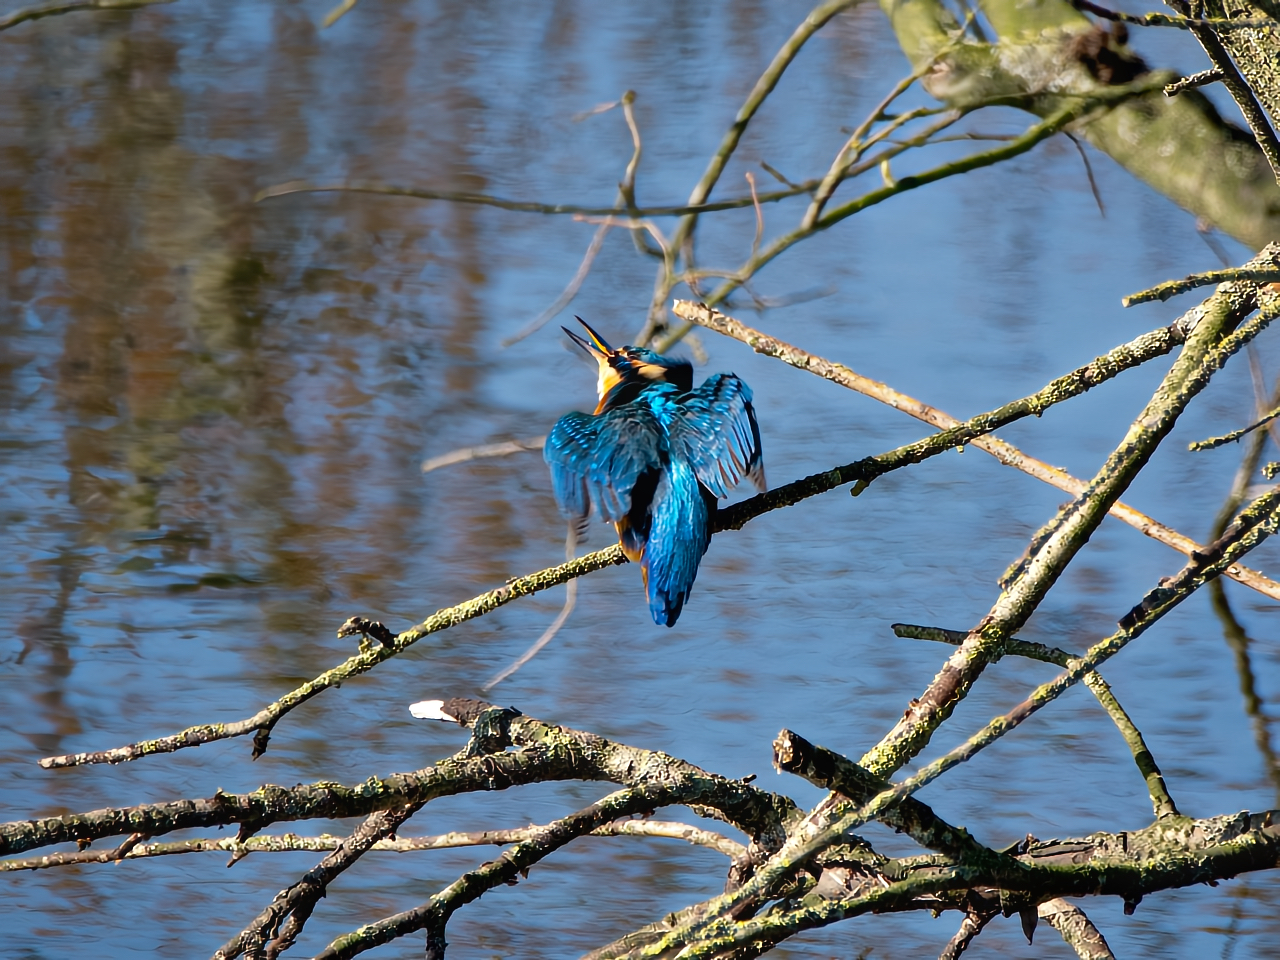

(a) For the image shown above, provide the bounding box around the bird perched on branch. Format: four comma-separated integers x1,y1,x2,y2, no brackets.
544,317,765,626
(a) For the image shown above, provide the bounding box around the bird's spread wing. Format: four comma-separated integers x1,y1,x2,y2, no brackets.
544,405,666,522
663,373,765,498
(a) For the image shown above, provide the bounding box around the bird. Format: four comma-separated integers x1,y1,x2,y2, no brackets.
544,317,765,626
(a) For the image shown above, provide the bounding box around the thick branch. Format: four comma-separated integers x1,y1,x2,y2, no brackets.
773,731,1023,869
6,704,795,858
661,809,1280,960
883,0,1280,248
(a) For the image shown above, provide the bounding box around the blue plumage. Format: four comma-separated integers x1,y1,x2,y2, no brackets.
543,318,765,626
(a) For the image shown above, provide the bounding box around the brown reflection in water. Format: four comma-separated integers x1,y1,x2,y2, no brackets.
1,0,566,693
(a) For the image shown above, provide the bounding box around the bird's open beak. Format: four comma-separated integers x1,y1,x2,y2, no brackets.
562,317,614,359
562,318,624,413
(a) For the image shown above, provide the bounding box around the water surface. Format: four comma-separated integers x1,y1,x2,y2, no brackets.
2,1,1279,957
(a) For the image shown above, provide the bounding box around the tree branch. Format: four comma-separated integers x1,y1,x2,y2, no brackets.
0,0,172,31
674,297,1280,602
8,703,797,858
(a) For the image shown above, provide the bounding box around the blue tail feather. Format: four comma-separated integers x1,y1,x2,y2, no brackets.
641,460,714,627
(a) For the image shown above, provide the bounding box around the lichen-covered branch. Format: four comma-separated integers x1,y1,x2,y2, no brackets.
652,808,1280,960
772,730,1022,871
882,0,1280,248
1190,399,1280,450
1038,898,1117,960
6,703,796,859
1124,266,1280,305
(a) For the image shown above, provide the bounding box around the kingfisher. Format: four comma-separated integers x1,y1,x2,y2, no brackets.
544,317,765,626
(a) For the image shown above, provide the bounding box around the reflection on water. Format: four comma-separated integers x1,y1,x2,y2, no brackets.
2,1,1280,957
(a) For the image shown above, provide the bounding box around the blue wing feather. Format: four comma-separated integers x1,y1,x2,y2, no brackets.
544,403,667,523
662,373,765,498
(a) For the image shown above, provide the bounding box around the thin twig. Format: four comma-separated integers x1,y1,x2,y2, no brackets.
501,225,611,347
1190,402,1280,451
0,0,172,31
254,179,814,218
482,523,579,690
1065,133,1106,217
320,0,357,28
1125,267,1280,306
745,172,764,258
1164,68,1224,97
421,436,545,473
618,90,661,258
502,91,658,347
0,821,744,872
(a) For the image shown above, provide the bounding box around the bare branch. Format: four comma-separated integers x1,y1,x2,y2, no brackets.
0,0,172,32
421,436,545,473
0,820,744,873
674,298,1280,602
1125,267,1280,306
482,523,580,690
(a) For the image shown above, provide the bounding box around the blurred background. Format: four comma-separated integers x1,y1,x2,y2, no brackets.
1,1,1278,956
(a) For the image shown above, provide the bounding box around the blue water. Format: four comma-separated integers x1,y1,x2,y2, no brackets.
2,1,1278,957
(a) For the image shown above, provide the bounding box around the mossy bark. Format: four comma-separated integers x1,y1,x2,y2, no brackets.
879,0,1280,247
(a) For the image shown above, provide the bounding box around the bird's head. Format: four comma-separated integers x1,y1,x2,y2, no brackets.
563,317,693,413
